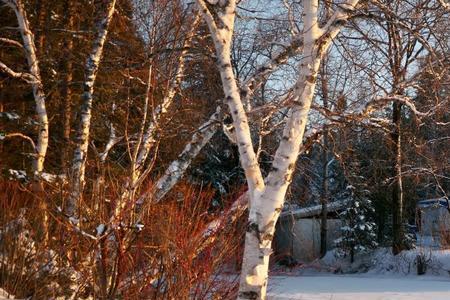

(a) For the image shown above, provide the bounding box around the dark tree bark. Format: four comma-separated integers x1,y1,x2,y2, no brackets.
320,128,329,258
60,0,75,170
320,65,330,258
391,100,405,255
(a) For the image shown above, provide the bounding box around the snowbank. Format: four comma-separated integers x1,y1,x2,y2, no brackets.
319,247,450,276
268,275,450,300
0,288,14,299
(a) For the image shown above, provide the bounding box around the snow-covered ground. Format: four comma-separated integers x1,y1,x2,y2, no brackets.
0,288,13,300
268,247,450,299
268,274,450,300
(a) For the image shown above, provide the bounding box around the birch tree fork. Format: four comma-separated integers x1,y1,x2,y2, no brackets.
136,10,309,206
68,0,116,216
197,0,360,298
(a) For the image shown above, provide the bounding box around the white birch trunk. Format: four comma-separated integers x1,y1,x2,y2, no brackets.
132,4,305,207
197,0,265,195
68,0,116,216
197,0,360,298
240,1,360,297
3,0,49,179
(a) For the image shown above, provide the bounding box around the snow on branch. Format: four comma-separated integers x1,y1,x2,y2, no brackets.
364,95,429,117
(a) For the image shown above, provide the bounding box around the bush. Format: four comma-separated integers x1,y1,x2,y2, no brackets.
0,180,244,299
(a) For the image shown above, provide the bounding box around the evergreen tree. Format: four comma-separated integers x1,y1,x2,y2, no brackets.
335,185,378,263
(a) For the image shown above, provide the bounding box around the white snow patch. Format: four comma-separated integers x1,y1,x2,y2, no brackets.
268,275,450,300
0,288,14,299
40,172,67,183
96,224,106,236
0,112,20,120
8,169,28,181
317,247,450,277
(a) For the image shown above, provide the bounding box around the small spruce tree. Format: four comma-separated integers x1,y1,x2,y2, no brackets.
335,185,378,263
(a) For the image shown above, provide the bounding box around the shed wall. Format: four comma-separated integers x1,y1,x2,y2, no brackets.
274,218,342,262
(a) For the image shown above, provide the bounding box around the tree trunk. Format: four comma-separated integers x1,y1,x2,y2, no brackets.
391,101,404,255
35,0,47,55
135,107,222,207
320,63,330,258
68,0,116,216
111,16,200,221
350,248,355,263
60,0,75,170
320,127,329,257
153,107,222,201
132,15,200,176
5,0,49,179
197,0,359,298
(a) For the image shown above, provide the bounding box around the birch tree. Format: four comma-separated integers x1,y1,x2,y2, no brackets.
0,0,48,182
196,0,360,298
132,0,311,208
68,0,116,216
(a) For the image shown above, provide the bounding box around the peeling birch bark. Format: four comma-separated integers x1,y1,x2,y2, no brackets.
68,0,116,216
1,0,49,184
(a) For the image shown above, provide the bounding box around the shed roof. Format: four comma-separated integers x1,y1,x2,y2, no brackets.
280,200,347,219
417,198,449,209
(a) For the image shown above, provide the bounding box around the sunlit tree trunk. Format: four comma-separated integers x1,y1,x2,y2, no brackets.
68,0,116,216
35,0,48,55
197,0,359,298
2,0,49,180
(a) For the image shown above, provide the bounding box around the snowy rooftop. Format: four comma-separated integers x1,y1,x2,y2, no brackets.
280,200,347,219
417,198,449,209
